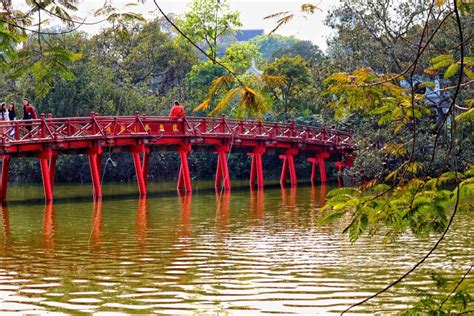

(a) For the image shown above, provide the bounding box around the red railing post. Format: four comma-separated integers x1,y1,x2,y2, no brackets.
290,120,295,137
200,118,207,133
220,115,226,133
134,111,140,133
14,122,20,140
91,112,97,135
40,113,46,138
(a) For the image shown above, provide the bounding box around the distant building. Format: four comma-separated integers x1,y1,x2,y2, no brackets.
236,29,264,42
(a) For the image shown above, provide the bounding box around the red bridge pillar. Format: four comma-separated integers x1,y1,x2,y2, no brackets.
279,148,298,187
248,146,265,188
38,150,56,202
132,145,149,197
88,147,103,200
215,145,231,191
308,152,330,185
177,144,192,192
0,156,11,201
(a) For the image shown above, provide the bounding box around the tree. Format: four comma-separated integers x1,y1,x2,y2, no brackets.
189,42,277,118
0,0,146,98
271,40,324,65
90,19,197,96
177,0,242,62
263,55,314,118
221,42,262,73
185,61,227,107
250,34,298,60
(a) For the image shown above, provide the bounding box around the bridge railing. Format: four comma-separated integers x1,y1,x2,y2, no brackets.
0,114,352,148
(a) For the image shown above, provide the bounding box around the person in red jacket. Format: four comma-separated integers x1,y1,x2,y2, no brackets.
22,98,38,134
22,99,38,120
169,101,185,119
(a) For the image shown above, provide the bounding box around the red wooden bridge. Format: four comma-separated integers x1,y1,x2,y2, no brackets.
0,113,354,202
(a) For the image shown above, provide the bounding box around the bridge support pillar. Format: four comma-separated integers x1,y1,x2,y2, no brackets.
49,152,57,190
248,146,265,188
177,144,192,192
132,145,149,197
279,148,298,187
0,156,11,201
215,145,230,191
38,151,54,202
308,152,330,185
88,147,103,200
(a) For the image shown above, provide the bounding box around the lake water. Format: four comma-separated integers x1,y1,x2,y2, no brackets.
0,182,472,315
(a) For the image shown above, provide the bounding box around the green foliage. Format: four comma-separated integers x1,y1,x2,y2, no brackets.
177,0,242,60
323,67,430,131
250,34,298,60
270,40,324,65
321,167,474,242
263,55,315,119
222,42,262,73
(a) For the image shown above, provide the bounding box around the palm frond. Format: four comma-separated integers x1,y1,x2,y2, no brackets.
193,99,210,112
239,86,271,118
207,74,234,99
263,11,291,20
209,87,240,116
258,74,287,88
269,15,295,34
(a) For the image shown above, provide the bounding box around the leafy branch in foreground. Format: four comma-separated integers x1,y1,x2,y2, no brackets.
320,168,473,243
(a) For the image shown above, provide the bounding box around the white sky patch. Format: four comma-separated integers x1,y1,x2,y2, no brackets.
16,0,339,50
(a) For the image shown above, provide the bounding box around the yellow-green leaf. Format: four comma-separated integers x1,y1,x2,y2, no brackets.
444,63,459,78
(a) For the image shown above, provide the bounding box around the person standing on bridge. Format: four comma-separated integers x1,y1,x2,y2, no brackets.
169,101,185,119
7,102,15,138
0,103,9,137
0,103,9,122
22,99,38,120
8,102,16,121
22,99,37,134
169,101,185,133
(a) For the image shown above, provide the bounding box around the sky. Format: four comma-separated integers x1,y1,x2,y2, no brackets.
17,0,339,51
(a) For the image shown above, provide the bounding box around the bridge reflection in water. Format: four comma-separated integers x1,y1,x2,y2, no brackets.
0,113,352,202
2,183,469,315
0,184,329,255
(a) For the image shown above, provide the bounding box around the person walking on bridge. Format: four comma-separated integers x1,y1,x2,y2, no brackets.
169,101,185,119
